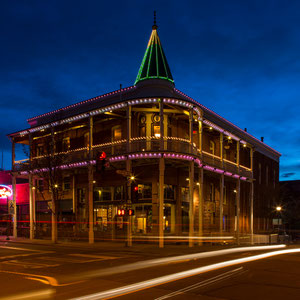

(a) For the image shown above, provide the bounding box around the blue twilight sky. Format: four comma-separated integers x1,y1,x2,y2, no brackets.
1,0,299,180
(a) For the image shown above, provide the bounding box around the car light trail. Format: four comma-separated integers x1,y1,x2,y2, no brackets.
75,244,286,280
70,246,294,300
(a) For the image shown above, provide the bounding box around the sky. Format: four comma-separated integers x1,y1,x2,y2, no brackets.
1,0,300,180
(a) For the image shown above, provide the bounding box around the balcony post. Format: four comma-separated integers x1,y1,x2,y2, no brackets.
250,147,254,171
127,104,132,152
159,100,164,151
189,160,194,247
89,115,93,160
12,138,15,171
50,127,57,243
198,120,203,158
220,132,224,168
220,173,224,235
237,140,240,172
198,167,204,245
189,108,193,154
250,180,254,244
12,174,17,238
159,157,165,248
236,178,240,245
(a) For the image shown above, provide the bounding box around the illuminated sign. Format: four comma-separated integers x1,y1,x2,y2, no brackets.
0,185,12,198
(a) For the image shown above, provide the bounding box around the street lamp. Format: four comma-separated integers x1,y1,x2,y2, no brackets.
276,206,282,232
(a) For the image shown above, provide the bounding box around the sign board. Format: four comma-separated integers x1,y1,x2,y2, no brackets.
116,170,131,177
0,185,12,199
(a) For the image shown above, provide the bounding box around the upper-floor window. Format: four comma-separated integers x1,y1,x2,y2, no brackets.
209,141,215,156
63,177,71,190
112,126,122,141
139,114,146,137
62,137,70,152
36,144,44,156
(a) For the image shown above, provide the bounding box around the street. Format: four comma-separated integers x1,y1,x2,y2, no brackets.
0,239,299,299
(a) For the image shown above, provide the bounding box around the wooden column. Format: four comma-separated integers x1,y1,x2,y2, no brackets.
236,178,241,245
89,115,93,160
237,141,240,172
126,159,132,247
250,180,254,245
159,100,164,151
189,160,194,247
127,104,132,152
220,174,224,235
12,174,17,238
12,138,15,170
50,127,57,243
88,165,94,244
220,132,224,167
189,108,193,153
198,168,204,245
175,185,182,235
198,120,203,158
29,174,34,240
159,157,165,248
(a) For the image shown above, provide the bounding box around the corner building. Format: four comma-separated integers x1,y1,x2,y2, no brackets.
9,23,280,245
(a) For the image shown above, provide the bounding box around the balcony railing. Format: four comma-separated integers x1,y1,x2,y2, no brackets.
14,137,252,178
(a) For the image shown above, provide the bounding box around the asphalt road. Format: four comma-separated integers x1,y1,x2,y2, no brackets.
0,240,299,300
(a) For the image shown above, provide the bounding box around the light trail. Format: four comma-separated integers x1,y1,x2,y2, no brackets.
70,247,300,300
75,244,285,280
133,235,234,240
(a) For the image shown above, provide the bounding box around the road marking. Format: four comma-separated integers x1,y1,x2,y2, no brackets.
70,248,300,300
0,246,42,252
0,270,85,287
154,267,245,300
0,288,54,300
68,254,119,262
2,260,60,269
0,251,54,260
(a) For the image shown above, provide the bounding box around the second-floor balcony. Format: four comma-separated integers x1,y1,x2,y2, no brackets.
14,136,252,179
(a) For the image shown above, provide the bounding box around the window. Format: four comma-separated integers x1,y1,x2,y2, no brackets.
138,184,152,199
36,144,44,156
139,114,146,137
209,183,215,202
112,127,122,141
63,177,71,190
84,132,89,148
209,141,215,155
258,163,261,184
37,179,44,192
164,185,175,200
181,187,189,202
94,187,111,202
62,137,70,152
153,125,160,138
114,186,124,200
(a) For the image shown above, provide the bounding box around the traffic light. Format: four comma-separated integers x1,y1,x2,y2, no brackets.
96,151,109,173
132,184,139,201
127,209,135,216
117,209,125,216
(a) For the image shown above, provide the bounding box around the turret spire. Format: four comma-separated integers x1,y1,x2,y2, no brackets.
135,15,174,86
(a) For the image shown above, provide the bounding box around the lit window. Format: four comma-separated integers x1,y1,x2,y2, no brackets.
62,137,70,152
154,125,161,138
113,127,122,141
209,141,215,155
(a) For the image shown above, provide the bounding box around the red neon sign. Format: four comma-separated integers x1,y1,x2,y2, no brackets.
0,185,12,198
98,151,107,160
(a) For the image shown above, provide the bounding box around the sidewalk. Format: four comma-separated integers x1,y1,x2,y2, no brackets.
0,235,239,256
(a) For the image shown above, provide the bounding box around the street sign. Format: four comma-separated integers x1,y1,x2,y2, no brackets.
116,170,131,177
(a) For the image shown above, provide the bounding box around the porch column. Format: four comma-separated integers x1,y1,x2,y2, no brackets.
126,159,132,246
152,177,159,236
12,138,15,170
88,165,94,244
250,180,254,245
236,178,241,245
198,168,204,245
159,157,165,248
12,174,17,238
88,115,94,244
220,173,224,235
250,147,254,171
175,185,182,235
189,160,194,247
29,174,34,240
50,127,57,243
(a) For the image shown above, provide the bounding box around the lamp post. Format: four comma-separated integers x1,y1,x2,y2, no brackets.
276,206,282,232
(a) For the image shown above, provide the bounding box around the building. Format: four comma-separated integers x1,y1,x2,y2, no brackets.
8,22,280,246
0,171,29,236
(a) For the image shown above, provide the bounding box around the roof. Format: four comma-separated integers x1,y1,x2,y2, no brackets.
135,24,174,85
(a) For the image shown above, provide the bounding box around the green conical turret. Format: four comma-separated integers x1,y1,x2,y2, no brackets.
135,24,174,85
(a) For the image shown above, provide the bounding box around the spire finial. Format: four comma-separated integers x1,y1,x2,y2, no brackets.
152,10,158,29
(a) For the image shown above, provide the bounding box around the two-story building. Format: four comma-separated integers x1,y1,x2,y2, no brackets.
8,22,280,246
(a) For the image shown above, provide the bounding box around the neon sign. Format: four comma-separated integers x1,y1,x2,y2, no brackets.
0,185,12,198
